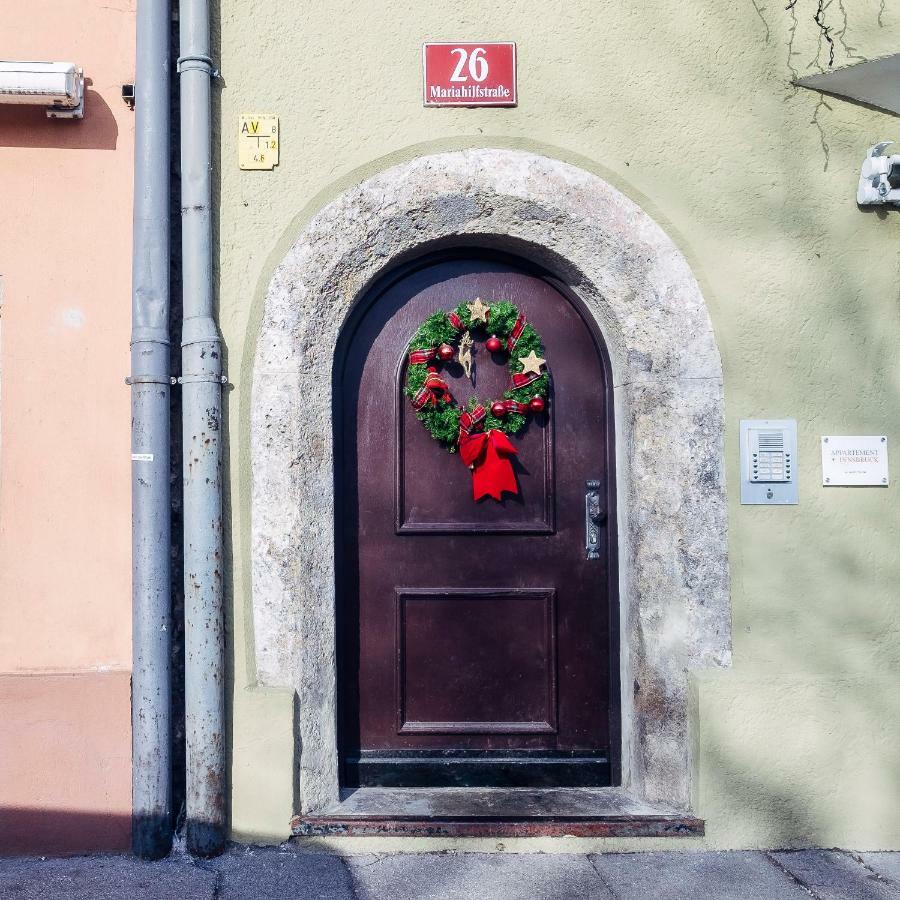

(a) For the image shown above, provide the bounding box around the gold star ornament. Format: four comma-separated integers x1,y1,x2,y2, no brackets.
518,350,546,376
467,297,490,324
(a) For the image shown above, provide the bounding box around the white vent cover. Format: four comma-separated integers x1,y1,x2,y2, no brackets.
749,428,790,483
0,61,84,118
756,431,783,449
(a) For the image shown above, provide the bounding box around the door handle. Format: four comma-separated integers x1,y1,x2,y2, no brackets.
585,480,605,560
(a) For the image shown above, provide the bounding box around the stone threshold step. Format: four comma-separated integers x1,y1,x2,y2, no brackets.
291,786,704,838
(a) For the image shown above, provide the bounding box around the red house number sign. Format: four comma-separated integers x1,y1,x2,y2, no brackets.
423,42,517,107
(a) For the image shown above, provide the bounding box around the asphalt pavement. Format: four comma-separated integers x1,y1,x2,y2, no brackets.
1,846,898,899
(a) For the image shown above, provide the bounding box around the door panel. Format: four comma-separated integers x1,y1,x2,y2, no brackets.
337,254,618,788
397,589,557,734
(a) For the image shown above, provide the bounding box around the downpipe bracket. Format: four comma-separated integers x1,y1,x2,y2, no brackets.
125,375,228,386
178,374,229,384
176,54,219,78
126,375,178,385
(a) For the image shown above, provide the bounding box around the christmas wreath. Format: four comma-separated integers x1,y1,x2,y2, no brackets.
404,297,549,501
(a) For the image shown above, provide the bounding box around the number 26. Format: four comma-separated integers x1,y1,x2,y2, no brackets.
450,47,488,83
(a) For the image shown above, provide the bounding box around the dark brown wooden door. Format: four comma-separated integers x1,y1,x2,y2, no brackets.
336,253,618,788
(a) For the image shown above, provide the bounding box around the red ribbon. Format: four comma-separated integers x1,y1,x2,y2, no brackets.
411,371,452,409
409,348,437,365
511,370,541,389
448,312,464,331
459,405,486,434
458,428,519,501
506,315,526,353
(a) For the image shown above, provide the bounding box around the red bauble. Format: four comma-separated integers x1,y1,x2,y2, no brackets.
437,343,455,361
485,335,503,353
490,401,507,418
529,396,545,413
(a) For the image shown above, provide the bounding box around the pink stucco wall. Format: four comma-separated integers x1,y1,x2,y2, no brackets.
0,1,136,854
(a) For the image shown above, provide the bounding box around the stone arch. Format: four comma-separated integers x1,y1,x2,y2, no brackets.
251,148,731,813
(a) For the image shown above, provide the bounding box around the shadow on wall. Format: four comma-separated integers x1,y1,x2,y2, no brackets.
687,7,900,853
0,808,131,857
0,89,119,150
583,0,900,850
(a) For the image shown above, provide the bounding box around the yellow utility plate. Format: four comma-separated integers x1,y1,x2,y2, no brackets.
239,114,279,170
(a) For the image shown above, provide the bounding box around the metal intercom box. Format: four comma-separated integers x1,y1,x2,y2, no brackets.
740,419,798,505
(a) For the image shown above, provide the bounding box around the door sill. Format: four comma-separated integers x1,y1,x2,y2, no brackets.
345,749,610,788
290,787,703,838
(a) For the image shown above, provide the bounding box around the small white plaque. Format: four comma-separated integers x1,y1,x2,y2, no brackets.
821,436,889,486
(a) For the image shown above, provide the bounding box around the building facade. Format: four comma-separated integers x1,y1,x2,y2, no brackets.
220,1,900,850
0,1,136,855
1,0,899,858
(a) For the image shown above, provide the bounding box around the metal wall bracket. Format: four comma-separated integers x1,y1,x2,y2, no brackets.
176,54,219,78
177,374,228,384
46,91,84,119
126,375,177,385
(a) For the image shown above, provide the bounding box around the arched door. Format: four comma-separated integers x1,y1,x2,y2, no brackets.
336,252,619,788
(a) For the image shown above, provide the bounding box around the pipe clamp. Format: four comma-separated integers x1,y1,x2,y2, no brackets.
126,375,177,385
176,54,219,78
178,374,229,384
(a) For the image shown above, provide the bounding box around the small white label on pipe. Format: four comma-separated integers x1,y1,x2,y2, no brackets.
131,453,154,462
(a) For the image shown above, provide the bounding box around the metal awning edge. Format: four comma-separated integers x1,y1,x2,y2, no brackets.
794,53,900,116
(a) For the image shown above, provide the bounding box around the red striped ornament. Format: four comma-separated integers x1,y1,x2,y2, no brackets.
506,314,527,353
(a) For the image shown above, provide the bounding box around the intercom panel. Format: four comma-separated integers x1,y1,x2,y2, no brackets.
740,419,798,505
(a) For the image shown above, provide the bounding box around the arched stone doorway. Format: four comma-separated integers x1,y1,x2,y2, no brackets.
250,148,731,815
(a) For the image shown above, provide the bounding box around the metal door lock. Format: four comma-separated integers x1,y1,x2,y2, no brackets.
585,480,605,560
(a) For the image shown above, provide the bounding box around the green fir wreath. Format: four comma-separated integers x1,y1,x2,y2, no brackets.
403,298,550,451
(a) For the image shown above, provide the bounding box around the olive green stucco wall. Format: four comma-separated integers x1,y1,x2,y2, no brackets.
216,1,900,849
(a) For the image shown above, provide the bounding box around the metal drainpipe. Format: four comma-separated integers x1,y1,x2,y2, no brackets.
130,0,173,861
178,0,226,857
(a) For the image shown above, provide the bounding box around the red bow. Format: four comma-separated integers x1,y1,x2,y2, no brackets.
411,372,452,410
458,428,519,501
